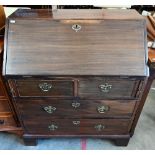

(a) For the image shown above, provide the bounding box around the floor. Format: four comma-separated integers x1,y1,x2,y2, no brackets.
0,83,155,150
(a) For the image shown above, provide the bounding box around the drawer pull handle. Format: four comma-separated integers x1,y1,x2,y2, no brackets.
99,83,112,93
39,83,52,92
94,124,105,131
43,106,56,114
72,24,81,32
48,124,58,131
0,120,4,125
72,121,80,125
97,105,110,113
72,102,80,109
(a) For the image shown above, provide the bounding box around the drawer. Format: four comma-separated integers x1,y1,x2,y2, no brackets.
78,77,140,99
16,99,136,118
13,80,74,97
0,100,11,113
0,114,16,127
23,118,130,135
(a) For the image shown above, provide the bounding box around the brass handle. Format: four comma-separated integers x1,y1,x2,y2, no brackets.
39,82,52,92
97,105,110,113
72,24,81,32
99,83,112,93
72,121,80,125
0,120,4,125
43,106,56,114
94,124,105,131
72,102,80,109
48,124,58,131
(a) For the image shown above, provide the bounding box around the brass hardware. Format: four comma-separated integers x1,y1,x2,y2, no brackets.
94,124,105,131
43,106,56,114
48,124,58,131
39,82,52,92
72,24,81,32
0,120,4,125
99,83,112,93
97,105,110,113
72,102,80,108
72,121,80,125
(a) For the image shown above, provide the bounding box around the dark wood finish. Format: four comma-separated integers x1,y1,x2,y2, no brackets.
78,77,140,99
4,10,148,76
22,118,130,135
13,80,74,97
114,137,130,146
16,99,136,118
23,137,37,146
3,9,149,146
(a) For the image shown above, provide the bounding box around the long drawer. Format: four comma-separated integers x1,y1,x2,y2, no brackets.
23,118,130,135
16,99,136,118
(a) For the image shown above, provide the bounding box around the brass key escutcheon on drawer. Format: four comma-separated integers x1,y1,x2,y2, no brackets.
72,24,81,32
48,124,58,131
72,102,80,109
72,121,80,125
43,106,56,114
99,83,112,93
39,83,52,92
94,124,105,131
97,105,110,113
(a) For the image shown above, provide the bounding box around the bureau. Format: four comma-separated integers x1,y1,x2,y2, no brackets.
3,9,149,146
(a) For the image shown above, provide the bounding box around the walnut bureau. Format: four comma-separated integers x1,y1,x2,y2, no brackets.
3,9,149,146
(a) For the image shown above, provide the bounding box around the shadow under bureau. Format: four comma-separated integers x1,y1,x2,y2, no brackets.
3,9,149,146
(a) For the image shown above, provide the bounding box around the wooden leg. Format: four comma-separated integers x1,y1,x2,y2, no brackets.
23,138,37,146
114,138,130,146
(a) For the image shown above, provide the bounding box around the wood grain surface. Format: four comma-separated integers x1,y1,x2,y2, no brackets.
16,99,136,118
4,9,148,76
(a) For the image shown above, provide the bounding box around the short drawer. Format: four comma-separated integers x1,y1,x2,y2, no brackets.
0,100,11,113
23,118,130,135
78,77,140,99
0,114,16,127
13,80,74,97
16,99,136,118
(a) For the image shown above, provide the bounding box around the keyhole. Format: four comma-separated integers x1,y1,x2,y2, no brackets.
72,24,81,32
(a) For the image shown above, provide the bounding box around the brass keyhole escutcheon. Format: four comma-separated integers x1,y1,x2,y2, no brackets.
72,24,81,32
43,106,56,114
48,124,58,131
94,124,105,131
72,102,80,109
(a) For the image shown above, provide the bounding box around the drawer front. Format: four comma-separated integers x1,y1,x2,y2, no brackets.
14,80,74,97
78,77,140,99
0,100,11,113
0,114,16,127
23,118,130,135
16,99,135,118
